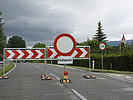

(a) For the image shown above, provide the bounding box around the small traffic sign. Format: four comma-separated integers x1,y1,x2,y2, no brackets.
63,71,68,76
58,56,73,64
99,42,106,50
54,33,76,56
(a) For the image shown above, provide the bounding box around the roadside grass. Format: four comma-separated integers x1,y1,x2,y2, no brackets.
67,65,133,74
0,62,15,76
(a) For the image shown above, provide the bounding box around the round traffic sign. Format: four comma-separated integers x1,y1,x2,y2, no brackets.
63,71,68,76
99,42,106,50
54,33,76,56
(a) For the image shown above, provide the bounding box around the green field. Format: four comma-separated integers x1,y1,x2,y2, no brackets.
0,62,15,76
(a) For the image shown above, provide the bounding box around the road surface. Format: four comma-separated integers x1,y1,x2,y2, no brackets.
0,63,133,100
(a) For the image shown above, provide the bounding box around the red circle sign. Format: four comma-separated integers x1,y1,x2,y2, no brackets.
99,42,106,50
63,71,68,76
54,33,76,56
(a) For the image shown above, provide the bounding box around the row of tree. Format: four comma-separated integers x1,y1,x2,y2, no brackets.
0,12,6,60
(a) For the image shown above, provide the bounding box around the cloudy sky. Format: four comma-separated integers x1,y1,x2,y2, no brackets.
0,0,133,46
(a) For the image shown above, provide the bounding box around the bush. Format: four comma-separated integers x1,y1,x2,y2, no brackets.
72,53,133,72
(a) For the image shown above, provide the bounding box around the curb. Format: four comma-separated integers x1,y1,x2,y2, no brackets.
3,63,16,76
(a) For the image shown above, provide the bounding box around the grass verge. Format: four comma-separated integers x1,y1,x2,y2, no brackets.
0,62,15,76
68,65,133,74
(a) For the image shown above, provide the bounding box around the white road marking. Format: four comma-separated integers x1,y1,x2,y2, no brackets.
4,62,16,76
49,72,87,100
29,63,87,100
71,89,87,100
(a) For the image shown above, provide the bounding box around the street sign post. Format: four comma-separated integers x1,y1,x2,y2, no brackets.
53,33,76,83
99,42,106,70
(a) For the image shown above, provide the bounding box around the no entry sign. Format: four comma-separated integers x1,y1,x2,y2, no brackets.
54,33,76,56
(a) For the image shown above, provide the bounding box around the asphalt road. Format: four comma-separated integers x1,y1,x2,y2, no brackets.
0,63,133,100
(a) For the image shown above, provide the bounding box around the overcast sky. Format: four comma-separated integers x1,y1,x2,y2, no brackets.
0,0,133,46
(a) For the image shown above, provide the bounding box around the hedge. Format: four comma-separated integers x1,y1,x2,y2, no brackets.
73,55,133,72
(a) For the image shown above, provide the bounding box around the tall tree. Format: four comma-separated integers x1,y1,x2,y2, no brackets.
94,21,107,42
0,12,6,60
32,43,46,48
7,36,26,48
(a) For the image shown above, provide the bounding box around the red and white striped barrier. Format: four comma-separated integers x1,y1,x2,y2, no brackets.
48,48,88,58
5,50,44,59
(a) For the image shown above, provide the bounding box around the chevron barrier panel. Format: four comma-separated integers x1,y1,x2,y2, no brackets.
5,49,44,60
48,47,89,58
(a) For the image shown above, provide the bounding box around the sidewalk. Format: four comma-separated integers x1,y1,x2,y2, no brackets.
103,73,133,82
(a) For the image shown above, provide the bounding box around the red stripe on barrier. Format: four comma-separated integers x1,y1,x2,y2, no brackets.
48,49,53,58
31,50,38,58
75,48,83,57
40,50,44,58
84,48,89,57
21,50,29,59
5,50,10,59
12,50,20,59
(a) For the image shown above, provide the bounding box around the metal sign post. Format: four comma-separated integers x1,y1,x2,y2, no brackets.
88,46,91,76
53,33,76,83
83,46,96,79
45,47,47,74
3,48,5,76
2,48,8,79
99,42,106,70
102,51,103,70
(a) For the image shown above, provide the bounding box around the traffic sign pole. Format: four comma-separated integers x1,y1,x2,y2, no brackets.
64,64,66,72
3,48,5,76
89,46,91,76
99,42,106,71
54,33,76,83
45,48,48,74
102,50,103,70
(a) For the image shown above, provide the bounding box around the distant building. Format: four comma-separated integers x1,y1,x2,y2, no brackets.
107,34,133,47
122,34,125,41
119,34,126,49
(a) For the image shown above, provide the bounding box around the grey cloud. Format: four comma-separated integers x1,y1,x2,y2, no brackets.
0,0,77,46
1,0,133,46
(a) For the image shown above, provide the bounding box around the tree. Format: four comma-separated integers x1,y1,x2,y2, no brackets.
94,21,107,42
80,38,100,53
7,36,26,48
131,42,133,51
32,43,46,48
0,12,6,60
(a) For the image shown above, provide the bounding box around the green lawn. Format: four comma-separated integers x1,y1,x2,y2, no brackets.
0,62,15,76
